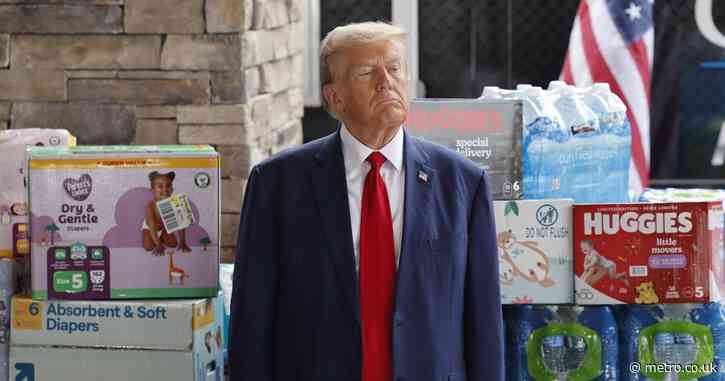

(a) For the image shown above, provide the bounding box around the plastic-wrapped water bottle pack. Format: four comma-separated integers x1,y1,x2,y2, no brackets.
615,303,725,381
482,81,631,203
505,305,619,381
504,303,725,380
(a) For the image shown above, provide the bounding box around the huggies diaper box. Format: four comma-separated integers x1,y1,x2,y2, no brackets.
9,295,224,381
406,99,524,199
494,199,573,304
0,130,75,293
27,145,220,300
573,202,725,305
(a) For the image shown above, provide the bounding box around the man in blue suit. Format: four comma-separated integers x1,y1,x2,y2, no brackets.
230,22,503,381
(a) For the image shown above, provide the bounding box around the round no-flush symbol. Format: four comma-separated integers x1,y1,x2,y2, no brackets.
536,204,558,226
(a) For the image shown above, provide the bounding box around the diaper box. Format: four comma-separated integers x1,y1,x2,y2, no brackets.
573,202,725,305
10,295,224,381
494,199,573,304
0,129,75,260
27,145,220,300
406,99,523,199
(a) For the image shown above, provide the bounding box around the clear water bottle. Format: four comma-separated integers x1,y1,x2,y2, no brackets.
591,82,630,136
672,333,697,366
548,80,568,92
516,84,534,91
565,336,588,371
480,86,502,99
655,332,675,363
654,333,677,381
542,335,568,379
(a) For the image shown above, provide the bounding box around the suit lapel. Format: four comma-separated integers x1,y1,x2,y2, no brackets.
309,130,360,325
397,133,434,298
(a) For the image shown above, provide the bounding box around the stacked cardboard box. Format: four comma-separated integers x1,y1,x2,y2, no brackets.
10,296,224,381
494,199,574,304
406,89,725,380
0,129,76,381
4,143,224,381
25,145,221,301
573,201,725,305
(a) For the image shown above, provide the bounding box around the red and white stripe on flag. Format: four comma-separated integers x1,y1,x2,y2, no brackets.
560,0,654,193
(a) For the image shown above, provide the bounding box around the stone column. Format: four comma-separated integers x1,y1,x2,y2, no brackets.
0,0,305,263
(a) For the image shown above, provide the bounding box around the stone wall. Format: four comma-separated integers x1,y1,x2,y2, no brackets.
0,0,305,263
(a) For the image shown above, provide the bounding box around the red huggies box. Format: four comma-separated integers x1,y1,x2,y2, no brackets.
573,202,724,304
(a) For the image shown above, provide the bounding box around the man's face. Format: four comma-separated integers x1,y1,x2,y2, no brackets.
326,39,409,129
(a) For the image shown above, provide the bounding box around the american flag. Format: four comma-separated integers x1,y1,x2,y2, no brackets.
561,0,654,192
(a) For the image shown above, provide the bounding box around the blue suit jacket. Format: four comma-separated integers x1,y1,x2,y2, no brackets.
229,129,503,381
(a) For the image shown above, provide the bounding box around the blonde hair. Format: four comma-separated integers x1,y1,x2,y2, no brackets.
320,22,406,114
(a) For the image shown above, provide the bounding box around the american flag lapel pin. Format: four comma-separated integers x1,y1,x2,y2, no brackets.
418,170,428,183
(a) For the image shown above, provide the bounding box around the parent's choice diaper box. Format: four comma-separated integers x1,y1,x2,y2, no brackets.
9,295,224,381
0,129,75,293
27,145,220,300
406,98,524,199
573,202,725,305
494,199,573,304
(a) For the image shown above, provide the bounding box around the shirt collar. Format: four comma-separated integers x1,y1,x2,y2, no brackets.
340,124,404,172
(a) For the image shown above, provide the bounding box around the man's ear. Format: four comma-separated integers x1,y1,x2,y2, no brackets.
323,83,343,115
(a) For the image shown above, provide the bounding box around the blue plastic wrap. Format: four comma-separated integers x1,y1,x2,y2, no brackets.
616,303,725,381
521,88,631,203
693,304,725,381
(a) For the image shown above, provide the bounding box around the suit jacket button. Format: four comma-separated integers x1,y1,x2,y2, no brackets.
395,318,404,326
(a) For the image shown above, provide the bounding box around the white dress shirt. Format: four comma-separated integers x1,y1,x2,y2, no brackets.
340,125,405,273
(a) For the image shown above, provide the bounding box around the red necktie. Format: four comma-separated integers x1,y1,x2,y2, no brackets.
359,151,396,381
